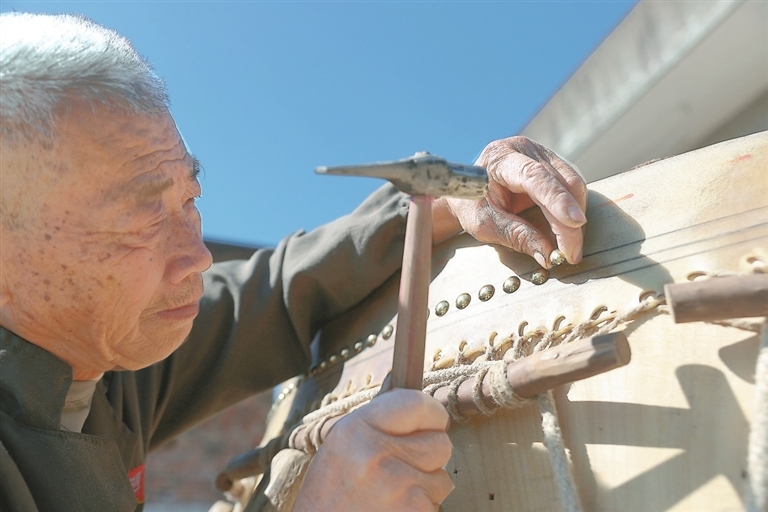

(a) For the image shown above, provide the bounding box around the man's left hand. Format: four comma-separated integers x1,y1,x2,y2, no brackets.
434,136,587,267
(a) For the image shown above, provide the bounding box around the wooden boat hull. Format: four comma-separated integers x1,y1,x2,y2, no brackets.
253,132,767,511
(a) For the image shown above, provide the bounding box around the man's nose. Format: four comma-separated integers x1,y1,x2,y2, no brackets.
166,210,213,284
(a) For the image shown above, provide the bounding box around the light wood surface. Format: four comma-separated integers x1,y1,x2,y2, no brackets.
247,132,768,511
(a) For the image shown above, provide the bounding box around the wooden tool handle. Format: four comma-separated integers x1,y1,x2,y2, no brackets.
391,194,433,390
432,331,631,418
665,274,768,323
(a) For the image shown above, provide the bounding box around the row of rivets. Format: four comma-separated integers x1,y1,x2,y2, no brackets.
276,381,297,402
310,267,553,378
267,378,303,422
309,323,395,378
433,270,548,318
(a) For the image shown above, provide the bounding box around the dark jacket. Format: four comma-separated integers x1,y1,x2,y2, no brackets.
0,186,408,512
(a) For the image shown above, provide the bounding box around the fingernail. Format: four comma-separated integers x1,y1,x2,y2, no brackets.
567,205,586,224
533,252,547,268
549,249,566,266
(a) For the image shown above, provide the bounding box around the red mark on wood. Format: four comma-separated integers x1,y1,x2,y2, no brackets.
728,153,752,164
592,193,634,210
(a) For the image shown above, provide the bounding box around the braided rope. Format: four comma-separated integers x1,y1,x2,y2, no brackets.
538,391,582,512
472,366,496,416
291,294,667,438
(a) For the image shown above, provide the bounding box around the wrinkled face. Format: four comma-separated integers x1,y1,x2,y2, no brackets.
0,106,213,378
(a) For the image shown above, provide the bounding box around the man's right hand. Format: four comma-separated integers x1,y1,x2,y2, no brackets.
293,388,454,512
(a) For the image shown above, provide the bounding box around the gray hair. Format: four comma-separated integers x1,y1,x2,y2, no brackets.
0,12,169,145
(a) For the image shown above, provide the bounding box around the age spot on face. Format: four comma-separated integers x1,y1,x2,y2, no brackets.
43,279,51,286
43,294,51,302
44,234,52,241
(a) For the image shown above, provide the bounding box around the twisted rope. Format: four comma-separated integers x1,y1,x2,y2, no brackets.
539,391,582,512
274,294,669,512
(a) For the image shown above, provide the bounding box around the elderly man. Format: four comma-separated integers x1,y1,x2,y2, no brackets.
0,12,587,512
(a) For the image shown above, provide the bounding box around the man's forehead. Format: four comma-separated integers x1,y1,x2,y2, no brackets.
52,107,201,207
103,153,200,206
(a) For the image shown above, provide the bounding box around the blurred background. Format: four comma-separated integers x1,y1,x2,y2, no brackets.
2,1,765,510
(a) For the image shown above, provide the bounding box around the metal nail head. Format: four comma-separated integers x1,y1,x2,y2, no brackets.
478,285,495,302
532,269,549,285
503,276,521,293
456,293,471,309
550,249,566,266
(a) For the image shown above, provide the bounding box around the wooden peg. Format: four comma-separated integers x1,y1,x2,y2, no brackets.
665,274,768,323
432,331,631,418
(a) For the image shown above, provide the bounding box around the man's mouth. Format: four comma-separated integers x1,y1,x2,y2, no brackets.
157,299,201,321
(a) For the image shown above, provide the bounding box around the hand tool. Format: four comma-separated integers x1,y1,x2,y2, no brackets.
317,152,488,390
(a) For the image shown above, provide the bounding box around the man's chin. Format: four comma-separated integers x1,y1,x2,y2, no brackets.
117,326,193,371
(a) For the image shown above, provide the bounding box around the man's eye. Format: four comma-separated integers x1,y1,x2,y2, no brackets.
121,222,162,245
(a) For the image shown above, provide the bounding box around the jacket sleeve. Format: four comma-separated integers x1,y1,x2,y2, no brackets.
145,184,409,447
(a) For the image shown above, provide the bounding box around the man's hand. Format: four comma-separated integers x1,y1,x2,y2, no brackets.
293,389,453,512
434,136,588,267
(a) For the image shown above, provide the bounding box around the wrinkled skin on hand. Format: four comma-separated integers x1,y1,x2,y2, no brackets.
293,389,453,512
442,136,588,267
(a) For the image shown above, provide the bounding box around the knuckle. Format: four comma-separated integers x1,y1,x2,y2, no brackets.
395,388,425,412
549,187,573,208
564,172,587,196
508,223,537,253
404,486,433,512
507,135,531,148
436,469,455,501
519,160,549,183
435,433,453,463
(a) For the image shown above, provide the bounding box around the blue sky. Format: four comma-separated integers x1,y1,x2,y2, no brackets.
2,1,637,247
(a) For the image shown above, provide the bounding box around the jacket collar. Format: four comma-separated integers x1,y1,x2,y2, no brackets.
0,326,73,430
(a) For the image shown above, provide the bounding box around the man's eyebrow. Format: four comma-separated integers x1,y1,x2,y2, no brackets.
129,155,200,201
190,155,202,181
